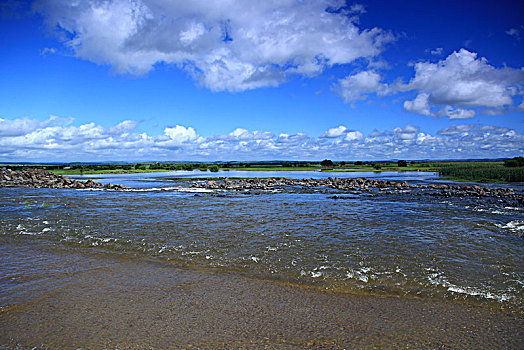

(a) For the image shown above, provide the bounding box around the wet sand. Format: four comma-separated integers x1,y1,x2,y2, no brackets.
1,240,522,349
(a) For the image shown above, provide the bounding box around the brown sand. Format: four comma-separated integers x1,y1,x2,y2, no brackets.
1,241,522,349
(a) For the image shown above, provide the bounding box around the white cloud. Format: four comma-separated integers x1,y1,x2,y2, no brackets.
1,117,522,161
179,22,206,45
429,47,443,55
110,120,139,134
225,128,274,141
344,130,363,141
392,124,419,141
506,26,523,40
403,93,433,116
437,124,475,136
333,49,524,117
349,4,366,15
40,47,56,56
369,129,386,138
163,125,198,145
320,125,362,141
335,70,390,102
0,115,74,137
321,125,347,138
437,106,476,119
35,0,394,91
399,49,524,117
0,117,42,136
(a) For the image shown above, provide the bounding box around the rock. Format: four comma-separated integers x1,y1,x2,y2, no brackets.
0,168,125,190
187,175,523,202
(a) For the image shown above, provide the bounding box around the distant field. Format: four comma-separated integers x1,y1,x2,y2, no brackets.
3,160,522,183
50,168,173,175
233,166,320,171
323,165,440,172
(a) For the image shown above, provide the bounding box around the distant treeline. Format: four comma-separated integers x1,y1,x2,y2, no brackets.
2,157,522,182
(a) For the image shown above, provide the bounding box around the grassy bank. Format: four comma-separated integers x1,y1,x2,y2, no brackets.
232,166,320,171
51,168,173,175
4,159,522,183
322,164,440,172
438,163,524,183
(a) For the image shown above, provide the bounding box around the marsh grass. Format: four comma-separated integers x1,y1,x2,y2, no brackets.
438,163,524,182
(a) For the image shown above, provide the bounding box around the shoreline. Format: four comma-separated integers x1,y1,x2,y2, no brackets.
1,238,522,349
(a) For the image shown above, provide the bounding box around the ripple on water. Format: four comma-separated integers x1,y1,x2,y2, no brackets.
0,184,522,310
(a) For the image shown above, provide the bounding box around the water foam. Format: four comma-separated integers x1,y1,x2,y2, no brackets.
426,267,514,304
496,220,524,234
176,187,216,193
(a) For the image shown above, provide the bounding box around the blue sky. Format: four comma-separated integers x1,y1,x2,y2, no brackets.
0,0,523,161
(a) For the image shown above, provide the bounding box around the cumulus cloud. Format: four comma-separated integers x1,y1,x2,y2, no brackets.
226,128,274,141
159,125,199,148
399,49,524,117
335,49,524,118
344,130,363,141
320,125,362,141
2,117,521,161
0,115,73,137
109,120,139,134
34,0,394,91
436,106,476,119
437,124,475,136
392,124,419,141
321,125,347,138
369,129,387,138
403,93,433,116
0,117,42,136
335,70,390,103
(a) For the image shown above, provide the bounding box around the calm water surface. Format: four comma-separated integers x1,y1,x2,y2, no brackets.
1,171,522,311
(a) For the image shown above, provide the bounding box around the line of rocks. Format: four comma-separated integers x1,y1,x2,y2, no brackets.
191,177,523,201
0,168,127,190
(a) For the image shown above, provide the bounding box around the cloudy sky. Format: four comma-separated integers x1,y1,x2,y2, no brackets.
1,0,523,162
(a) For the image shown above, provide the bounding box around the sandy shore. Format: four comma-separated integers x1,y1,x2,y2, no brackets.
1,239,522,349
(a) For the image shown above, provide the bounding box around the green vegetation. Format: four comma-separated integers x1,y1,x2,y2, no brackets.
439,162,523,182
504,156,524,168
4,158,522,182
322,162,440,172
234,166,320,171
320,159,334,167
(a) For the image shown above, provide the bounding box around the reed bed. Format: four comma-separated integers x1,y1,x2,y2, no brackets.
438,163,524,182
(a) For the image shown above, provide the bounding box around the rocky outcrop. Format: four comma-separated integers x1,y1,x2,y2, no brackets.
191,177,523,201
0,168,127,190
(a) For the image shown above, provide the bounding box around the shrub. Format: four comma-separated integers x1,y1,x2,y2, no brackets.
397,160,408,167
320,159,334,167
504,156,524,168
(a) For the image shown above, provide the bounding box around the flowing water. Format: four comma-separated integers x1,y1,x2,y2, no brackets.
1,170,522,314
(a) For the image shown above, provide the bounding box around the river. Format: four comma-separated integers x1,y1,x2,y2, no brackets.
1,170,522,347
